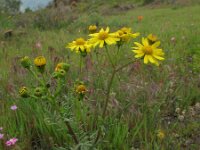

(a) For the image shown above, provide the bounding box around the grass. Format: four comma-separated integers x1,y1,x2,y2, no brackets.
0,2,200,150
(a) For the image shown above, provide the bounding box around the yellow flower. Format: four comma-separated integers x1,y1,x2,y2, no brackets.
89,27,119,48
132,38,165,66
157,129,165,140
147,34,158,44
88,25,97,33
34,56,46,67
67,38,91,53
19,86,29,98
116,27,140,42
76,84,87,94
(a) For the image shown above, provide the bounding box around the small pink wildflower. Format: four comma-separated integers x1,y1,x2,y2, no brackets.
0,133,4,139
6,138,18,146
0,127,3,131
10,105,18,110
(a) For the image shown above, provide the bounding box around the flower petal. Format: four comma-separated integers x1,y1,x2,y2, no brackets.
152,41,161,48
144,55,149,64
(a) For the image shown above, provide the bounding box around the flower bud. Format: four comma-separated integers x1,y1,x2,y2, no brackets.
76,84,86,94
34,87,44,97
52,69,66,79
55,63,70,72
88,25,97,33
58,69,66,78
19,86,29,98
75,84,87,100
34,56,46,73
147,34,158,45
20,56,31,69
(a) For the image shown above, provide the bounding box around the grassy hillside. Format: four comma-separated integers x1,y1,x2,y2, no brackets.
0,2,200,150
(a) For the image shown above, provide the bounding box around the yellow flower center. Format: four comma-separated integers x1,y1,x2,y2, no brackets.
118,30,124,36
98,31,108,40
144,46,153,55
75,38,85,45
120,27,131,34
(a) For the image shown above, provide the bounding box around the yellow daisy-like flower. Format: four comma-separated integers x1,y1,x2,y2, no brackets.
88,25,97,33
157,129,165,140
34,56,46,67
116,27,140,42
132,38,165,66
67,38,91,53
147,34,158,44
89,27,119,48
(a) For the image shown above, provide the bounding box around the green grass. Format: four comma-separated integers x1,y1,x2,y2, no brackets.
0,3,200,150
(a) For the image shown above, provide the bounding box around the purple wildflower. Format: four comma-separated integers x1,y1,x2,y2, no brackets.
10,105,18,110
6,138,18,146
0,133,4,139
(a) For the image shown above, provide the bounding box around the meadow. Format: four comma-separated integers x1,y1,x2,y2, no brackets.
0,0,200,149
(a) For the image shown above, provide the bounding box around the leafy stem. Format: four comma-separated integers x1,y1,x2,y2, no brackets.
29,68,45,86
93,59,136,145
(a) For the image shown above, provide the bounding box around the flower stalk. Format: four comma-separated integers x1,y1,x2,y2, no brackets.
94,59,135,144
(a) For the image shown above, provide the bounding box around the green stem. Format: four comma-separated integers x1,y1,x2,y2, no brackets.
29,68,45,86
93,60,135,145
105,46,115,69
102,69,116,117
105,46,123,83
79,54,82,75
54,78,63,98
42,74,53,99
53,100,80,146
65,120,80,146
114,46,121,64
30,95,38,99
102,59,134,118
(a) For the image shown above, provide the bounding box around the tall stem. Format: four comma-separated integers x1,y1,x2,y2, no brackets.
54,78,62,98
105,46,115,69
102,69,116,117
93,60,135,145
79,54,82,75
29,68,45,86
54,101,80,147
93,68,117,145
65,120,79,145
